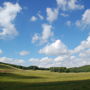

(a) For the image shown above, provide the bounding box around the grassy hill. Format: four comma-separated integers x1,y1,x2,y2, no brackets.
0,63,16,70
77,65,90,72
0,62,90,90
0,62,20,73
0,69,90,90
0,62,25,70
69,65,90,72
1,62,90,72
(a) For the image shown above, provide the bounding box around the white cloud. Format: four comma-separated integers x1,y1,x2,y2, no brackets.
79,49,90,58
66,20,72,26
29,58,39,63
0,49,3,54
56,0,84,11
76,9,90,29
73,35,90,53
28,51,90,68
30,16,37,22
39,40,70,56
37,12,44,20
41,24,53,43
31,34,90,67
0,57,25,65
82,9,90,24
37,35,90,67
54,55,68,62
28,54,90,68
40,57,52,63
29,57,53,67
19,50,30,56
31,12,44,22
0,2,22,39
56,0,84,10
1,35,89,68
60,13,69,17
32,33,39,43
46,8,59,23
32,24,53,44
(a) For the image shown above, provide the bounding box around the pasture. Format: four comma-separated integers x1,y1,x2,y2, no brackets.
0,68,90,90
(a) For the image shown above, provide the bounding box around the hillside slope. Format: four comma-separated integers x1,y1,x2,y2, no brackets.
0,62,18,70
0,62,90,72
69,65,90,72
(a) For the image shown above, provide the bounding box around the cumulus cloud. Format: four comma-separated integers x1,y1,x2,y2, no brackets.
32,35,90,67
30,12,44,22
0,2,22,39
54,55,68,62
28,55,86,68
19,50,30,56
76,9,90,29
32,0,84,45
79,49,90,58
29,57,53,67
28,52,90,68
29,57,52,63
0,57,25,65
46,8,59,23
73,35,90,53
56,0,84,11
32,24,53,44
82,9,90,24
39,40,70,56
2,35,90,68
41,24,53,43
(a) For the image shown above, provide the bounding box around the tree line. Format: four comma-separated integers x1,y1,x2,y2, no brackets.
0,62,90,72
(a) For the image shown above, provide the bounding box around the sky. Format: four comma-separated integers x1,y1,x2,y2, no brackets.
0,0,90,68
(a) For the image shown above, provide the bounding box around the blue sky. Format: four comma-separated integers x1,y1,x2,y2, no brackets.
0,0,90,67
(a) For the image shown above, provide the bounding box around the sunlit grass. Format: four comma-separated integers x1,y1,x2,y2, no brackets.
0,69,90,90
0,63,90,90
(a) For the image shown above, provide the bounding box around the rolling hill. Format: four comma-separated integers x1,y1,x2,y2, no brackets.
0,62,90,90
70,65,90,72
0,62,19,71
0,62,90,72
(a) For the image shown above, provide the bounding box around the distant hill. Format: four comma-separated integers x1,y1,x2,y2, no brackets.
0,62,21,70
69,65,90,72
0,62,90,72
0,62,49,70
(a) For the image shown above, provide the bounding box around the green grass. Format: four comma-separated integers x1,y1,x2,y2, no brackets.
0,69,90,90
0,63,18,71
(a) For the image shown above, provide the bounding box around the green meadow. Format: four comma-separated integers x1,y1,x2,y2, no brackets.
0,64,90,90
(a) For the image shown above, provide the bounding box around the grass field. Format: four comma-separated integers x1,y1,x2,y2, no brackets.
0,66,90,90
